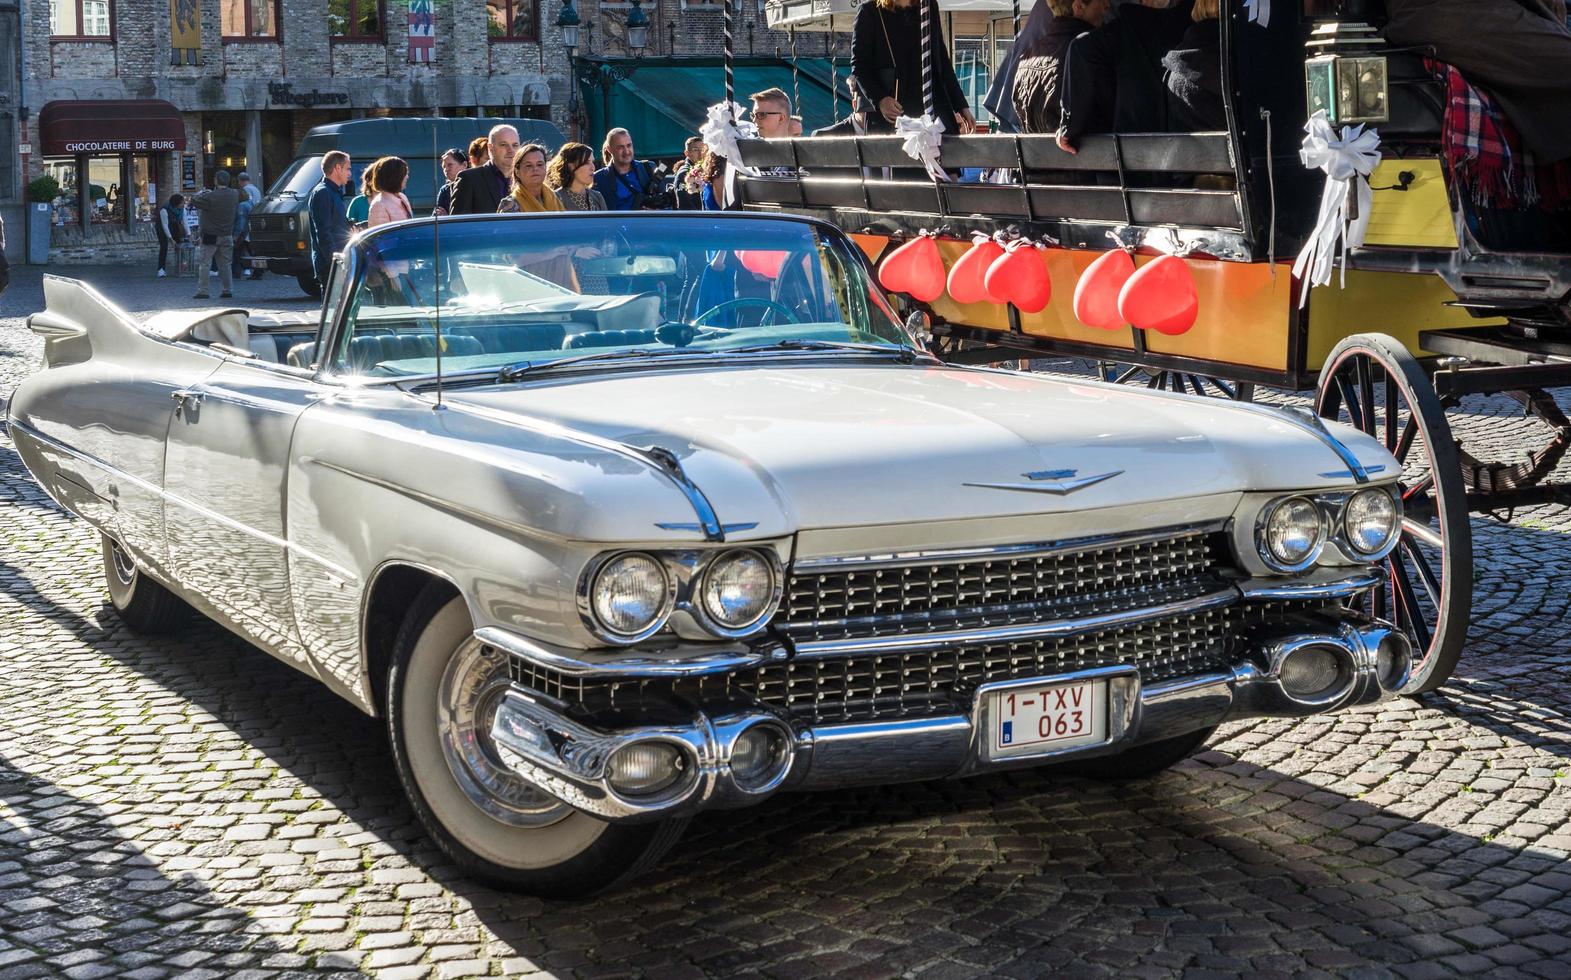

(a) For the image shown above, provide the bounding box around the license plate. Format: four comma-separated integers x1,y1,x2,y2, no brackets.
250,258,270,269
988,679,1107,759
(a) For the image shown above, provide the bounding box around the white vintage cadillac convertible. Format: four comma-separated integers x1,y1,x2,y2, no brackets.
10,212,1410,896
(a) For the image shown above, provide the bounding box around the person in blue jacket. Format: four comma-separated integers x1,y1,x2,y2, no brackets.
307,151,353,291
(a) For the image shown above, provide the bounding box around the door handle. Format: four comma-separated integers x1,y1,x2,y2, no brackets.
171,389,204,416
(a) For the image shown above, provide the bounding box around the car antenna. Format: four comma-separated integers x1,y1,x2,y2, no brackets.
431,124,445,409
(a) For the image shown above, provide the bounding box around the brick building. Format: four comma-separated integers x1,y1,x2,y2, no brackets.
3,0,822,265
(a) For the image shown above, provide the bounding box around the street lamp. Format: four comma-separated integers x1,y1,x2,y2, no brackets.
556,0,580,54
625,0,650,54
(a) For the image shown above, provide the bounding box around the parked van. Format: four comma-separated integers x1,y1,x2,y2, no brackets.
248,117,565,296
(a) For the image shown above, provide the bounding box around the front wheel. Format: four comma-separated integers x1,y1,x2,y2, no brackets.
101,534,188,633
385,586,687,897
296,271,322,298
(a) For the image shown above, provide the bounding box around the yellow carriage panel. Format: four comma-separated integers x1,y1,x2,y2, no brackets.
1303,269,1505,371
1363,160,1458,250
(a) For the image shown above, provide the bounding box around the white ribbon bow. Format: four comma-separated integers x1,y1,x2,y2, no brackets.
894,113,950,183
1292,110,1381,308
1245,0,1269,27
699,101,760,208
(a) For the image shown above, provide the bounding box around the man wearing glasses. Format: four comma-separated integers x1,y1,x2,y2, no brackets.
749,88,794,139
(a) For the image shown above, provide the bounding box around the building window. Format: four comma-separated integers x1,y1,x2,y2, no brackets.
50,0,112,37
328,0,381,38
222,0,278,38
487,0,537,40
86,157,126,225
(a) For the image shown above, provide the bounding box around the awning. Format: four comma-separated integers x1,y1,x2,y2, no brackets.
38,100,187,157
579,57,853,159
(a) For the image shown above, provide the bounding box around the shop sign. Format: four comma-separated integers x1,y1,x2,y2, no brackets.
60,139,182,153
170,0,202,65
267,83,351,108
408,0,435,64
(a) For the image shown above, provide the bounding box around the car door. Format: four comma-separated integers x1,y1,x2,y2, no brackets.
161,355,323,668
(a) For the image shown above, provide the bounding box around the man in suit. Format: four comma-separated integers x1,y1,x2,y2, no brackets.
450,125,520,215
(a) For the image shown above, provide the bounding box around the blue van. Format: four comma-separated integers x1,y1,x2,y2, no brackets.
248,117,565,296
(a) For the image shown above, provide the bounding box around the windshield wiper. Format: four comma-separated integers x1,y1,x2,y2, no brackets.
495,347,711,382
722,339,927,363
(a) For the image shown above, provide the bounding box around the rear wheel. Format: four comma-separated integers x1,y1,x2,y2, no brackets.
1315,334,1472,695
296,271,322,298
385,586,687,897
101,534,188,633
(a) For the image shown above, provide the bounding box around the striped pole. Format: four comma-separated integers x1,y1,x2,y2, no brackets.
830,41,840,121
1010,0,1019,35
920,0,934,118
723,0,735,119
789,27,801,121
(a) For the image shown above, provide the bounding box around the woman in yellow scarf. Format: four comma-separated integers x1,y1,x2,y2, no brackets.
498,143,581,291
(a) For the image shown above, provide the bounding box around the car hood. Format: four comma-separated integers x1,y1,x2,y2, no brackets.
445,362,1394,537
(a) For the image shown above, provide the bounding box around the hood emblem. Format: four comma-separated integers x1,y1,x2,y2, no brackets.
964,468,1125,496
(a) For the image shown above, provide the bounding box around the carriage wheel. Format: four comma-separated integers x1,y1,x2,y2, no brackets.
1100,363,1255,402
1315,334,1472,695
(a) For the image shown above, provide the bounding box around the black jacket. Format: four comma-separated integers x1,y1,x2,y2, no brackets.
1011,16,1095,136
1058,2,1192,145
450,162,509,215
1162,20,1225,132
852,0,971,133
307,177,350,286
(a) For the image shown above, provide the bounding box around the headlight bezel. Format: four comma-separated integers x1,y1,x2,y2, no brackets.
1340,486,1402,561
578,546,784,645
1255,494,1329,573
693,548,784,638
579,550,678,644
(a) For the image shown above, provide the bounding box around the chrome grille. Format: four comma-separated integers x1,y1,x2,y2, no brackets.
777,527,1222,641
703,606,1234,725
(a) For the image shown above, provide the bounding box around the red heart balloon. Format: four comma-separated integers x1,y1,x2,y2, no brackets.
946,239,1005,305
1073,249,1135,330
738,250,788,279
878,235,946,303
985,245,1052,314
1118,254,1199,335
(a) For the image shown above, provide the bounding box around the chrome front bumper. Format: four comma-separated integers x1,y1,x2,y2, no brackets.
485,617,1411,823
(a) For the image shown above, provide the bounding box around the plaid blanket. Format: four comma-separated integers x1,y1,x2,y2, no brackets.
1427,57,1571,212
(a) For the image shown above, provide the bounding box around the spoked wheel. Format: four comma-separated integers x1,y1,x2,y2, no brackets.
1098,362,1255,401
1315,334,1472,695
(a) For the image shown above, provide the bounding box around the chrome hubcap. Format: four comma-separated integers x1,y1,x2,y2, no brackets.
110,542,137,587
436,639,570,828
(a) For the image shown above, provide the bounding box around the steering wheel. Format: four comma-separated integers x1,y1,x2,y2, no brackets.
691,296,800,328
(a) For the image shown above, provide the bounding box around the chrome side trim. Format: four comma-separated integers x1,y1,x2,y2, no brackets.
1239,570,1381,600
1243,404,1373,484
476,625,781,678
10,418,358,583
437,399,732,542
790,521,1227,574
790,587,1239,657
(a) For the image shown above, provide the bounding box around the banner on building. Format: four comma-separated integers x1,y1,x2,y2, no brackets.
408,0,435,63
170,0,201,66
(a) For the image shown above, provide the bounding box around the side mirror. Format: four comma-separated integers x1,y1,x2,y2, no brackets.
904,309,933,347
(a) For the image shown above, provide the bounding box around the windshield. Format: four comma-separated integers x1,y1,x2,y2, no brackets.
329,214,911,378
267,156,368,199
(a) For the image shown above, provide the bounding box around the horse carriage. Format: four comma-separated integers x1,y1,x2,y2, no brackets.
731,0,1571,694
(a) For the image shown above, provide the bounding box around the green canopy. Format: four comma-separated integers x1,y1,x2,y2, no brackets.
577,56,855,160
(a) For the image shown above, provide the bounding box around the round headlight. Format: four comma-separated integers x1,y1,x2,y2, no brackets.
1260,496,1326,570
1344,488,1399,558
590,553,671,639
700,550,777,632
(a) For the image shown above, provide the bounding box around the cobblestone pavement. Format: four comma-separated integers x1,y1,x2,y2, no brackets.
2,265,1570,979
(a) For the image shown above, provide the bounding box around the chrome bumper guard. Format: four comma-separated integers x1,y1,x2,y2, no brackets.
486,615,1411,824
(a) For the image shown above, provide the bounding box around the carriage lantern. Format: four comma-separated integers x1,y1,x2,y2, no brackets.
1305,53,1390,125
